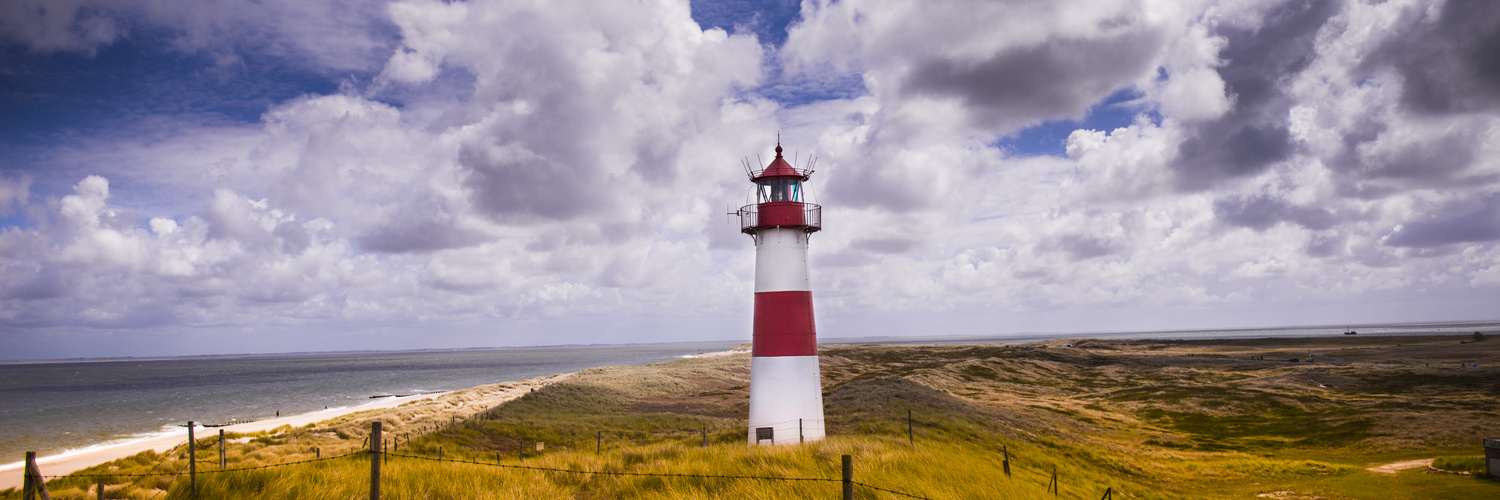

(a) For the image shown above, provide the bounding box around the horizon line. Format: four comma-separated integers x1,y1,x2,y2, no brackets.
4,318,1496,364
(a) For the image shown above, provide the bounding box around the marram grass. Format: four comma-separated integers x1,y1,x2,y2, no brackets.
180,436,1121,500
1432,455,1487,474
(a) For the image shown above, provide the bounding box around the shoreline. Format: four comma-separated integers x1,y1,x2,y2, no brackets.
0,393,448,489
0,370,573,491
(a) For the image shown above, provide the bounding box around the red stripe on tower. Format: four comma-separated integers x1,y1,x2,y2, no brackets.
752,291,817,357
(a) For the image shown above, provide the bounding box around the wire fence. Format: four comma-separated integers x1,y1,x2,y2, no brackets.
382,450,932,499
115,438,186,496
385,451,837,482
41,451,367,480
22,447,368,499
21,415,1117,500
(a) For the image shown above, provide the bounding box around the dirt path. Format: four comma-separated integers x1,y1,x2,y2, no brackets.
1366,458,1433,474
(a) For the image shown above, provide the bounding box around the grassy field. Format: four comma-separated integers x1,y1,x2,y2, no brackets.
7,334,1499,499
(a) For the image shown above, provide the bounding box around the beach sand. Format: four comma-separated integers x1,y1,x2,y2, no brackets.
0,371,571,491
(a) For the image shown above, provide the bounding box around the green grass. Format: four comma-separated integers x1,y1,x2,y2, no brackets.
1138,407,1377,450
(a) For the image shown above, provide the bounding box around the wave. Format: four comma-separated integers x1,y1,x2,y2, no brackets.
0,424,185,472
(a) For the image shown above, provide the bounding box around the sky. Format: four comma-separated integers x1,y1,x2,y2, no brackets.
1,0,1498,360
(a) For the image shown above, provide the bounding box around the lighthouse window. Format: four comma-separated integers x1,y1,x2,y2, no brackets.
758,179,803,203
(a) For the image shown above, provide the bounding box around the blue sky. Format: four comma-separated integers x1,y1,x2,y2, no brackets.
2,0,1499,359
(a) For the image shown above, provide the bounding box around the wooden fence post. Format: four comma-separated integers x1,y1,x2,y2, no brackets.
597,431,602,454
370,422,382,500
438,446,443,462
218,429,226,469
188,421,196,498
96,482,103,500
907,410,913,445
841,455,853,500
702,426,707,447
1002,445,1010,477
1101,486,1113,499
23,451,53,500
799,419,804,443
21,452,33,500
1048,467,1058,497
315,447,320,459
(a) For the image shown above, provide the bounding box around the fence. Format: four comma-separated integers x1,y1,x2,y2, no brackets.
22,416,1121,500
19,438,361,500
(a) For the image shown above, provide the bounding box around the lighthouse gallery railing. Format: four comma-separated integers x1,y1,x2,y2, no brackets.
738,203,821,233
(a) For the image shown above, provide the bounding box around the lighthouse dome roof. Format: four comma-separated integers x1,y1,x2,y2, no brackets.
752,144,809,181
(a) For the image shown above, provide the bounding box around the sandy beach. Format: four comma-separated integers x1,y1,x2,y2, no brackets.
0,371,570,491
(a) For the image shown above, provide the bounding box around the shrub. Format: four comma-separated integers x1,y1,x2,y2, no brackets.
1433,455,1486,473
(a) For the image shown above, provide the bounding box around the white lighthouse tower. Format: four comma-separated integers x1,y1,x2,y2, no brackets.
735,141,825,445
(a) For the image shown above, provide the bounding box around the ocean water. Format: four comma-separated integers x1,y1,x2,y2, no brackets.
0,342,739,464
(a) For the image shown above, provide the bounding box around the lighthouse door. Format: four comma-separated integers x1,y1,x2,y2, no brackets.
755,427,774,444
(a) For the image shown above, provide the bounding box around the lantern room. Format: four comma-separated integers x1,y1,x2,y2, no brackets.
737,144,821,234
757,178,804,203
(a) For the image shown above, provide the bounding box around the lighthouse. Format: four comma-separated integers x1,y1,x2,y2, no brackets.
735,141,825,445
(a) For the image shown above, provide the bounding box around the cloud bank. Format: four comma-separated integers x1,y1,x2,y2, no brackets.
2,0,1499,359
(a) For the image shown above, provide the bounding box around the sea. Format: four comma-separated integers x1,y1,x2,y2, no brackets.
0,342,739,467
3,319,1495,468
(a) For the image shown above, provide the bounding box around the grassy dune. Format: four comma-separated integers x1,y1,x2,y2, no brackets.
8,335,1499,499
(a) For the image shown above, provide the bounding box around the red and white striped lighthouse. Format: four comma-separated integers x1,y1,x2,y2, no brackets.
736,141,824,445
